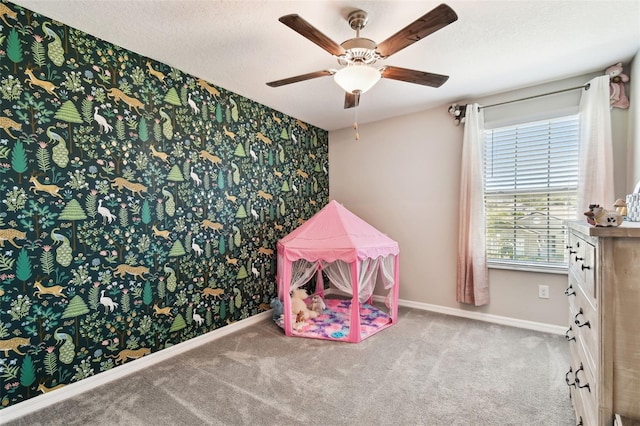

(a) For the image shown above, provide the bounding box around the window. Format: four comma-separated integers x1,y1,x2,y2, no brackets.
484,115,579,271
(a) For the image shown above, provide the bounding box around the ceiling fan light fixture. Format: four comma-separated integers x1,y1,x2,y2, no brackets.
333,64,381,94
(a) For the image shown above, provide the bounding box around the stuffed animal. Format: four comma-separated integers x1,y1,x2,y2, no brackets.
290,288,318,320
584,204,622,227
293,311,306,331
270,297,283,322
310,295,326,314
605,63,629,109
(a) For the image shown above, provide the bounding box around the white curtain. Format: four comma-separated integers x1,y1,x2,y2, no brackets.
289,259,319,291
456,103,489,306
577,75,615,216
358,258,379,301
322,256,396,304
322,260,353,295
380,255,396,309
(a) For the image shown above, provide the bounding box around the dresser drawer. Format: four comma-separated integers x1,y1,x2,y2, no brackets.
568,275,598,374
569,339,597,426
568,232,596,303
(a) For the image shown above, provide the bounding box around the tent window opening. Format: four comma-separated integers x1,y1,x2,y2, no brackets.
483,114,579,271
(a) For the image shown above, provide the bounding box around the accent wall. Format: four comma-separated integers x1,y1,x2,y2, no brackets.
0,0,328,409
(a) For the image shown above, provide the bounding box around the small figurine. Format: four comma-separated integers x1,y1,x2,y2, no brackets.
584,204,622,227
614,198,628,217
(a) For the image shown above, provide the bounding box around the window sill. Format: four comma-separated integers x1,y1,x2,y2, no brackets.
488,261,568,275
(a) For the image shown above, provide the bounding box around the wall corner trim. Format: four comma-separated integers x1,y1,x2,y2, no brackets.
0,311,272,424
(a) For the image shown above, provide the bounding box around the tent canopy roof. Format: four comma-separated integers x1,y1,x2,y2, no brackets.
277,200,399,263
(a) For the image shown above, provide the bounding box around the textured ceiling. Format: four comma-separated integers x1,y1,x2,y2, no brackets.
11,0,640,131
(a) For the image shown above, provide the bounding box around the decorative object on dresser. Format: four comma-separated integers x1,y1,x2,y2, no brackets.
583,204,623,227
625,180,640,222
565,222,640,425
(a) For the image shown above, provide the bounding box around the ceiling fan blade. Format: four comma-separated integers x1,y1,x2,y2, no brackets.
266,70,334,87
344,92,360,109
376,4,458,58
381,66,449,87
279,14,346,57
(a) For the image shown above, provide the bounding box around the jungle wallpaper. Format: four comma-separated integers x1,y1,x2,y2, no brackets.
0,1,328,409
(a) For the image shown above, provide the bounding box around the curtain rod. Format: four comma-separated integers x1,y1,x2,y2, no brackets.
479,83,591,110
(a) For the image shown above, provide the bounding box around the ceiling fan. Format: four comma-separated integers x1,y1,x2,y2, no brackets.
266,3,458,109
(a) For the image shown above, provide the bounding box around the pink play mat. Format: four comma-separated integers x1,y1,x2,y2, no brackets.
274,298,393,342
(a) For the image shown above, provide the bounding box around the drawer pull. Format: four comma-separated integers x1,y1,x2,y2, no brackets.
574,363,591,392
565,326,576,342
575,256,584,261
581,264,591,271
574,308,591,329
569,250,577,255
564,284,575,296
565,367,576,387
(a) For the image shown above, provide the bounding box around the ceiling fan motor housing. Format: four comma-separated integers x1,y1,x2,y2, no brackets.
339,37,378,66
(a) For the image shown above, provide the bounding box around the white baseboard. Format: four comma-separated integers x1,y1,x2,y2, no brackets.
389,296,567,336
1,296,566,423
0,311,271,424
328,289,566,335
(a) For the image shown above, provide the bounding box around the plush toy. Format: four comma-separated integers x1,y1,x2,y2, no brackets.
270,297,283,322
310,294,326,314
584,204,622,227
605,63,629,109
290,288,318,320
293,311,306,331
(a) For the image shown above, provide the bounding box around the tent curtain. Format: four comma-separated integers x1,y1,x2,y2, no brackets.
380,255,396,309
277,257,319,299
321,255,396,304
456,103,489,306
577,75,615,216
290,259,319,290
322,260,355,297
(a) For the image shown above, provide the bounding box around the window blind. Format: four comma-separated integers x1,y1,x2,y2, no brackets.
484,114,579,269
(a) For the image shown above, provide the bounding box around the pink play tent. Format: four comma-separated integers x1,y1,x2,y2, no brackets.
276,200,400,342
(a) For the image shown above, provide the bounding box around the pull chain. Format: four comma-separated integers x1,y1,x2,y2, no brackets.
353,101,359,140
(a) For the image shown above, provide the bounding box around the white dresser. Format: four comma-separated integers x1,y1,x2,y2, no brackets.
566,221,640,426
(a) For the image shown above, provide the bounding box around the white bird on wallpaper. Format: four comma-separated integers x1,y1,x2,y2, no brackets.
291,129,297,144
251,208,259,220
190,167,201,186
249,147,258,162
292,183,298,194
251,266,259,277
187,93,200,114
191,240,203,256
93,107,113,133
100,290,118,313
192,312,204,325
97,200,117,224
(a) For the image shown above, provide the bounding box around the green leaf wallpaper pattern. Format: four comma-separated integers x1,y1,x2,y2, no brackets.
0,0,328,409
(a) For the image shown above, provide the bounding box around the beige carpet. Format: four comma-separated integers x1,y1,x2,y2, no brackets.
4,305,574,425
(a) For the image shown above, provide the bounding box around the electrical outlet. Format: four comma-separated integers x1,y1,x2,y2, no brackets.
538,285,550,299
